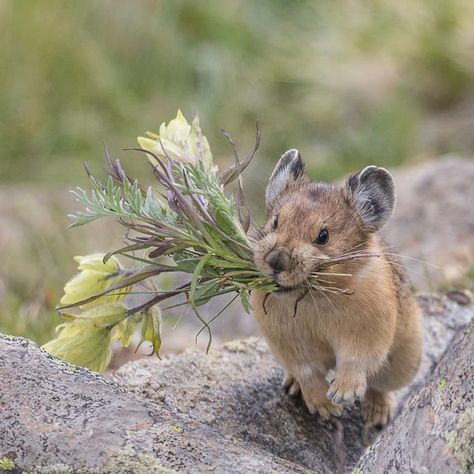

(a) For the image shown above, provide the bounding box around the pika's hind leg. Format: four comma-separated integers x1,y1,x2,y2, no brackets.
361,388,395,428
300,374,342,419
281,371,301,396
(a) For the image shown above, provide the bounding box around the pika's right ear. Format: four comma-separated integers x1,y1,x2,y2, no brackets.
346,166,396,232
265,149,304,210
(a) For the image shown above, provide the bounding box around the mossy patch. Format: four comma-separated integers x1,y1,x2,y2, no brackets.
170,425,184,434
99,445,176,474
0,457,15,471
32,447,175,474
447,408,474,474
33,464,73,474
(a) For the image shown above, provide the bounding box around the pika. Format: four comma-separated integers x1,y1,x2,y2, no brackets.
251,149,423,427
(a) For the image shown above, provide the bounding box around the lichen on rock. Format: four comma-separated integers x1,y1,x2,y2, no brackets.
447,408,474,474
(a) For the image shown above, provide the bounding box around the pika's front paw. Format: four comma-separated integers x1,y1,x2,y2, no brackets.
327,375,366,404
305,396,343,419
299,375,342,419
282,372,301,396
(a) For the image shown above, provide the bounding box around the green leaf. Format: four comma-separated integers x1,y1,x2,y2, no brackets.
190,253,213,352
239,289,252,314
191,253,213,298
193,280,220,306
174,251,201,273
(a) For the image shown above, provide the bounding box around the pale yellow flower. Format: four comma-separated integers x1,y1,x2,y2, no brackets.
60,253,130,308
138,110,213,169
74,253,119,273
140,306,162,356
113,313,143,348
43,303,127,372
75,302,127,327
160,109,191,143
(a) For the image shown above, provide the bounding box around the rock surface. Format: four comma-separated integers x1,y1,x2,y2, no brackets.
384,156,474,290
0,337,312,474
356,321,473,474
0,293,472,473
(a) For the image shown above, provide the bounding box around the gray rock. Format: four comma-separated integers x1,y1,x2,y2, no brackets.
0,293,472,473
401,292,474,398
0,336,311,474
113,337,365,474
356,321,474,474
384,157,474,291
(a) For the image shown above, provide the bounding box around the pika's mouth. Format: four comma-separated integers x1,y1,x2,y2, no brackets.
274,283,302,294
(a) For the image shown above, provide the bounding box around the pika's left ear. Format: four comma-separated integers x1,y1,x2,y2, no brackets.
346,166,396,231
265,149,305,211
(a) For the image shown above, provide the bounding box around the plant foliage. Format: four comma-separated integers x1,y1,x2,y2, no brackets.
44,111,277,368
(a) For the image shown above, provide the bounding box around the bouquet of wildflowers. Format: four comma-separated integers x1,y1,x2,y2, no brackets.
44,111,277,371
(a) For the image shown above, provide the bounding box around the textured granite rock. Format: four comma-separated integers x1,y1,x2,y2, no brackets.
356,321,474,474
0,293,472,473
0,336,312,474
113,337,365,474
384,157,474,290
400,292,474,397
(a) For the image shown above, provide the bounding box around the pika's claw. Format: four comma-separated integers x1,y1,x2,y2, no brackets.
288,381,301,396
282,372,301,396
306,396,343,419
281,372,294,389
298,375,343,419
327,376,366,404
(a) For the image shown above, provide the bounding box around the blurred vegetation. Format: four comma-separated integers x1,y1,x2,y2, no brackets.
1,0,474,345
2,0,474,186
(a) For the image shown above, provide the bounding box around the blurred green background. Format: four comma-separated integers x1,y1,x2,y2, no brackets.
1,0,474,346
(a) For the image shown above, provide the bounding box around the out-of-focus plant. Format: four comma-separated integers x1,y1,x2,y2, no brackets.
3,0,474,186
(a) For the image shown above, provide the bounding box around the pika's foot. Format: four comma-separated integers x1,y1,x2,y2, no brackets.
327,374,366,404
362,389,395,428
306,396,343,419
300,376,342,419
282,372,301,396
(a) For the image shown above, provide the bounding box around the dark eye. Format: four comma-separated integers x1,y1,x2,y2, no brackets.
272,215,279,230
315,229,329,245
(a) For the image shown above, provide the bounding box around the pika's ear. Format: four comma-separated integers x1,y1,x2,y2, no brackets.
265,149,304,210
346,166,395,231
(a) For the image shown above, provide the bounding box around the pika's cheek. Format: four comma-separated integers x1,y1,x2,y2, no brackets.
274,271,295,287
276,270,307,287
297,245,322,271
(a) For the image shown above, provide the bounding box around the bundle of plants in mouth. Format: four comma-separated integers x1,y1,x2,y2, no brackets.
43,111,371,372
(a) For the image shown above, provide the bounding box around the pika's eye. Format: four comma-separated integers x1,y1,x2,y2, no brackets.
272,215,279,230
315,229,329,245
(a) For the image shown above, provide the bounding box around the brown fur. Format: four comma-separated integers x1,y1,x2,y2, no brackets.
251,171,423,427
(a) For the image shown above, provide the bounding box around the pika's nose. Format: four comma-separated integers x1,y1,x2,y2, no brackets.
266,250,291,273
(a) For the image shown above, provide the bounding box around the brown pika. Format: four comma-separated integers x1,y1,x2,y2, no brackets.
251,149,423,427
